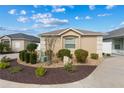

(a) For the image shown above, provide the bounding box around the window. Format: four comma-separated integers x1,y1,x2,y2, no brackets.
115,44,121,49
65,37,75,49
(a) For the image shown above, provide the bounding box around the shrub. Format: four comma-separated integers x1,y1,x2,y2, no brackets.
24,52,30,63
19,50,26,61
30,53,37,64
74,49,88,63
0,43,4,53
57,49,71,60
64,63,75,72
0,62,10,69
8,66,23,74
1,56,11,63
90,53,99,59
26,43,38,52
35,66,46,77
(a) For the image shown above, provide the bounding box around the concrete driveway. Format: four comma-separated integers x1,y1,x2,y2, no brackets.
0,53,19,60
0,55,124,88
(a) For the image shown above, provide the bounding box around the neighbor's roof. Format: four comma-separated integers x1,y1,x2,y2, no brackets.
40,28,103,36
103,28,124,39
0,33,40,43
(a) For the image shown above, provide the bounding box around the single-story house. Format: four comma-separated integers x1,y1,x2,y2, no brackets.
39,28,103,57
103,28,124,55
0,33,40,52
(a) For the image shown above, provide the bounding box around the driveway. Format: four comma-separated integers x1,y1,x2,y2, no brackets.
0,53,19,60
0,55,124,87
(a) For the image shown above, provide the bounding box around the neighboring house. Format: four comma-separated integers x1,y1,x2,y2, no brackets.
39,28,103,57
103,28,124,55
0,33,40,52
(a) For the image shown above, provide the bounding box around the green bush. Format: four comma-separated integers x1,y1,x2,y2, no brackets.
8,66,23,74
24,52,30,63
74,49,88,63
30,53,37,64
64,63,75,72
19,50,26,61
57,49,71,60
90,53,99,59
26,43,38,52
35,66,46,77
0,62,10,69
0,43,4,53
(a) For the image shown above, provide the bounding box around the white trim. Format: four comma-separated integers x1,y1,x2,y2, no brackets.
58,28,84,35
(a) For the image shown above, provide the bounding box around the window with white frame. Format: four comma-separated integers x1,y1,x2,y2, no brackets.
65,37,75,49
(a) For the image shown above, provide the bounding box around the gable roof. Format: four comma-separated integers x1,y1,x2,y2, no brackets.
103,28,124,39
0,33,40,43
40,28,103,36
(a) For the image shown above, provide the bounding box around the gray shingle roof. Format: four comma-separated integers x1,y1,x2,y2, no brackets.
103,28,124,39
40,28,103,36
1,33,40,43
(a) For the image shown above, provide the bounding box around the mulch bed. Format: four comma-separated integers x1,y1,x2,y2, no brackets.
0,59,97,84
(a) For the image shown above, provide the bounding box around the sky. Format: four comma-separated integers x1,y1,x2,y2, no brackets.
0,5,124,36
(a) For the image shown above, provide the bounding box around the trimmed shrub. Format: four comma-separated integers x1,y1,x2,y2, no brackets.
74,49,88,63
0,43,4,53
57,49,71,60
64,63,75,72
90,53,99,59
26,43,38,52
19,50,26,61
35,66,46,77
0,62,10,69
24,52,30,63
30,53,37,64
8,66,23,74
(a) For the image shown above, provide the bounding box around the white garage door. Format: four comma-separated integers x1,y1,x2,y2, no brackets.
103,42,112,54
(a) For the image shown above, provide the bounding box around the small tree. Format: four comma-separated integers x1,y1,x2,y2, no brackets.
26,43,38,52
0,43,4,53
44,36,57,63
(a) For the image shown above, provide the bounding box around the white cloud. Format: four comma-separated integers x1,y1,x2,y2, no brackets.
66,5,74,9
120,21,124,25
36,18,68,25
33,24,57,28
17,16,29,23
97,13,112,17
20,10,26,15
106,5,115,10
52,6,66,13
85,16,92,20
31,13,52,20
8,9,16,15
89,5,95,10
75,16,80,20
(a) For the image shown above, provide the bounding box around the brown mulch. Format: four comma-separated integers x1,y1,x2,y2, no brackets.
0,59,97,84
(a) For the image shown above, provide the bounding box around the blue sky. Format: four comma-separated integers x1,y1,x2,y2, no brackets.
0,5,124,36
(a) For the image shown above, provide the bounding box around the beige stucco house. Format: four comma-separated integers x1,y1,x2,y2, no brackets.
0,33,40,52
40,28,103,57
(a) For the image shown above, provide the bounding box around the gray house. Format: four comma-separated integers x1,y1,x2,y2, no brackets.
0,33,40,52
103,28,124,55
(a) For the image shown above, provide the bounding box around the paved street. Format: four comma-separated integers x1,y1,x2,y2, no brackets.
0,54,124,87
